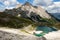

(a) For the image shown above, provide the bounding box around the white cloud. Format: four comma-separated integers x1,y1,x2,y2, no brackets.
33,0,60,13
33,0,53,6
54,2,60,7
4,1,10,6
0,0,20,11
46,2,60,13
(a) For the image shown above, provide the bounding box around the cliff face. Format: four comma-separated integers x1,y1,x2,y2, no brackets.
2,2,52,23
4,2,51,19
20,2,51,19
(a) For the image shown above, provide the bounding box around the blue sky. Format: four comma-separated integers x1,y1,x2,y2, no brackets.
0,0,60,13
17,0,60,3
17,0,33,4
54,0,60,2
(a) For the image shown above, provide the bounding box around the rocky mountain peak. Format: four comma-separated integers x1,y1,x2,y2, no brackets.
3,2,51,21
24,2,32,6
16,4,22,8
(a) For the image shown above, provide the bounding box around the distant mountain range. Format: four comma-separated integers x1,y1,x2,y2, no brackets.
50,13,60,21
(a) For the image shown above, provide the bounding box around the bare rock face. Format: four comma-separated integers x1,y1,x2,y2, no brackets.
44,30,60,40
4,2,51,19
3,2,52,22
21,2,51,19
14,2,51,19
0,31,25,40
22,36,46,40
0,30,46,40
16,4,22,9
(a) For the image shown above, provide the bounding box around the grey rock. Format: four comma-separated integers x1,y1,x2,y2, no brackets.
0,31,46,40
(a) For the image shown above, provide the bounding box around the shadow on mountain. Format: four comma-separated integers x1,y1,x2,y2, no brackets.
51,13,60,21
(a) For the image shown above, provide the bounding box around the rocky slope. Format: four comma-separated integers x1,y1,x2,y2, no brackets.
0,28,46,40
0,27,60,40
20,2,51,19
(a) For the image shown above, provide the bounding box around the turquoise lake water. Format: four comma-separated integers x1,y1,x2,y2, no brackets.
34,26,58,37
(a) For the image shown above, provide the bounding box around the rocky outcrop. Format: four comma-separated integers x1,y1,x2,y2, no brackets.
0,28,46,40
2,2,52,22
0,28,60,40
4,2,51,19
44,30,60,40
20,2,51,19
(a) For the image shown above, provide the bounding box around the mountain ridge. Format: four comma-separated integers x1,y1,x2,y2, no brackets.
3,2,51,19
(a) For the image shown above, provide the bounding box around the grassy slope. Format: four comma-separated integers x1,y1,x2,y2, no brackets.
0,12,34,28
0,12,60,29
